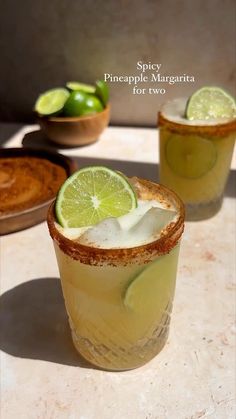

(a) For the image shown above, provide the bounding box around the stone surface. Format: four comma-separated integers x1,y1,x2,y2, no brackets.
1,125,236,418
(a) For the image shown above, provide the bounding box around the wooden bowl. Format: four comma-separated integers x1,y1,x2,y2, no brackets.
37,104,110,147
0,148,77,235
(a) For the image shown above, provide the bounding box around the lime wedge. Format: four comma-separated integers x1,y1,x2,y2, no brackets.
95,80,109,106
66,81,96,94
55,166,137,228
165,134,217,179
34,88,69,116
186,86,236,120
124,246,179,316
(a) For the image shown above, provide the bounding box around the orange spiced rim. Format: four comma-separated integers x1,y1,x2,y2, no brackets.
47,177,185,266
158,111,236,137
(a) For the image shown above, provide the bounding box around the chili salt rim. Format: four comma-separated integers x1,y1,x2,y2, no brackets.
158,111,236,137
47,178,185,266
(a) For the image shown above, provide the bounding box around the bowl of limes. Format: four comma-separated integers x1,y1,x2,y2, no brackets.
34,80,110,147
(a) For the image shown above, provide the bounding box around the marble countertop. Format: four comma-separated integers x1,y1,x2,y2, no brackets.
1,124,236,419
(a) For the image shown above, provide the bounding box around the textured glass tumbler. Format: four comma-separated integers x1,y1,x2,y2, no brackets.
47,179,184,371
159,110,236,220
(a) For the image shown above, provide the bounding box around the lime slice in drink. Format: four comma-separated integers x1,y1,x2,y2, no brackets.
56,166,137,228
66,81,96,94
34,88,69,116
165,134,217,179
186,86,236,120
124,247,178,316
95,80,109,106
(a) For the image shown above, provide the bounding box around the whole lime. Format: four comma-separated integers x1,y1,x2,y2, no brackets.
63,91,104,117
63,91,88,117
80,95,104,116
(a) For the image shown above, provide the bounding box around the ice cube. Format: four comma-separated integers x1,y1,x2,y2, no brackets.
78,206,176,249
118,199,165,230
129,207,176,244
78,217,122,248
56,223,87,240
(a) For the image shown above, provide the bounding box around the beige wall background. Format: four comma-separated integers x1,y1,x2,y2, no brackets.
0,0,235,126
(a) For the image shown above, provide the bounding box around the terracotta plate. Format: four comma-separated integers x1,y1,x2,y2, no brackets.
0,148,77,235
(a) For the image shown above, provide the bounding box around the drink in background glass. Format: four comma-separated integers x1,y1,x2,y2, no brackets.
158,97,236,220
47,177,184,371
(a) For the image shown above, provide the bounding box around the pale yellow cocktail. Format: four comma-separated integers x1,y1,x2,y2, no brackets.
159,97,236,220
48,177,184,370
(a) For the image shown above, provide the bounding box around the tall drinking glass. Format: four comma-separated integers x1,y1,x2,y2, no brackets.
159,98,236,220
47,178,184,370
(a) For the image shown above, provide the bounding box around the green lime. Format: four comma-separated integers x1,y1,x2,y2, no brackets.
165,134,217,179
66,81,96,94
63,91,88,117
95,80,109,106
55,166,137,228
35,88,69,116
186,86,236,120
80,95,104,116
63,91,104,117
124,247,178,315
